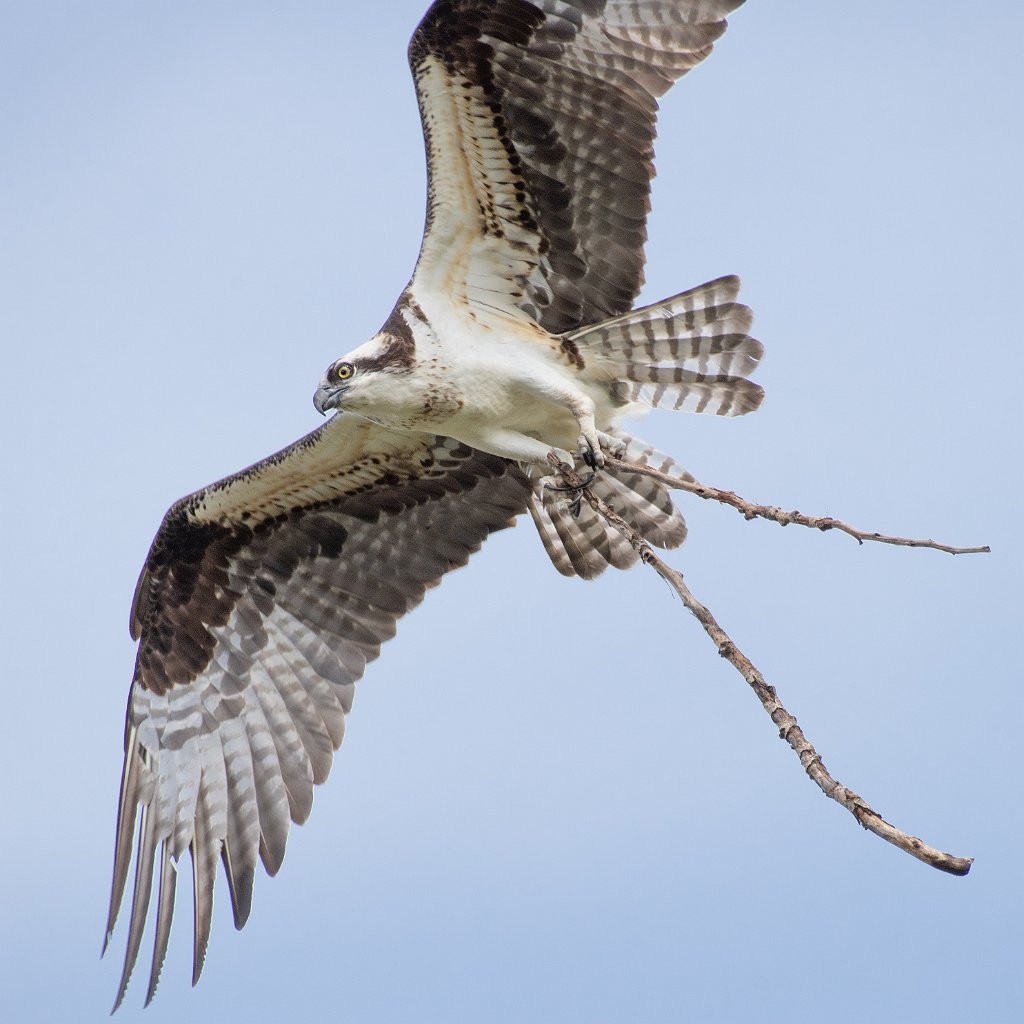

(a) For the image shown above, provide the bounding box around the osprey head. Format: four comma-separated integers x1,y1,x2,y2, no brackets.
313,329,415,416
313,357,357,415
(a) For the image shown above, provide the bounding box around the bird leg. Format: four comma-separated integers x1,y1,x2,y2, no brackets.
561,395,625,469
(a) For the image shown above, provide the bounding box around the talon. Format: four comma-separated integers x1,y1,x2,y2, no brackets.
576,431,605,469
544,462,595,520
544,471,596,493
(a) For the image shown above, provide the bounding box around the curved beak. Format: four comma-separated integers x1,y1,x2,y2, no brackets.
313,385,340,416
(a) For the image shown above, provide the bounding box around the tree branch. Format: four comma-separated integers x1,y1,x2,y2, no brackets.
604,456,990,556
550,456,974,877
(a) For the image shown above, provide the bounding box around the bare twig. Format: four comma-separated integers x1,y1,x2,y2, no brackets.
604,456,990,556
549,456,974,876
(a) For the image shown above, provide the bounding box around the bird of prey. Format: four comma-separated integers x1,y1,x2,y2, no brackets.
105,0,763,1008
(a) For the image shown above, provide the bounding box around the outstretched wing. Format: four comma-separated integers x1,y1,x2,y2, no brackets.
105,415,531,1009
408,0,744,334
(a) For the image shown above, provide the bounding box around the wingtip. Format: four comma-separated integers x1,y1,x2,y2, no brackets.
144,843,177,1007
224,852,255,930
191,941,209,989
189,819,217,990
111,968,131,1015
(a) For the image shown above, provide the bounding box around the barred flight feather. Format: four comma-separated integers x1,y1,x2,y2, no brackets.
145,843,175,1006
219,717,259,926
411,0,745,333
106,421,536,1009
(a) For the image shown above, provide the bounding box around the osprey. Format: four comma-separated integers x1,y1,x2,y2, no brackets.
106,0,763,1007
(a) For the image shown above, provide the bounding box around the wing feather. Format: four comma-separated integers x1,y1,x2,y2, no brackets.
244,693,292,877
249,660,316,825
111,803,157,1013
106,416,531,1005
408,0,744,333
260,632,337,786
104,726,141,954
218,718,260,928
144,842,176,1007
190,737,229,985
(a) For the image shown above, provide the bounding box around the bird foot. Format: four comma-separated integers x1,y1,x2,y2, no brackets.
575,430,626,469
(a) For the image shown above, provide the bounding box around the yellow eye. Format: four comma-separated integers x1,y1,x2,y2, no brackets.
332,361,354,382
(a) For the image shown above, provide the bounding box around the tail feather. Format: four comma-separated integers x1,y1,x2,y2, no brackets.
529,491,637,579
577,300,758,375
616,374,764,415
568,275,765,416
529,432,690,580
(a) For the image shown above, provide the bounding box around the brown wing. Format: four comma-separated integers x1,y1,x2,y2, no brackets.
407,0,745,333
105,414,531,1009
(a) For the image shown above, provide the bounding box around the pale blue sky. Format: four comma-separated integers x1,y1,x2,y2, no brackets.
2,2,1022,1021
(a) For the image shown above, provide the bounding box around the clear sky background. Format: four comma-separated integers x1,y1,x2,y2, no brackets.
2,2,1022,1021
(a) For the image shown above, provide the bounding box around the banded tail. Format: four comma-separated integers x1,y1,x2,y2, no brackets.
570,275,765,416
529,432,695,580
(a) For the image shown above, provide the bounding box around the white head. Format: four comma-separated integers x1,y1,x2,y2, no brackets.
312,329,415,417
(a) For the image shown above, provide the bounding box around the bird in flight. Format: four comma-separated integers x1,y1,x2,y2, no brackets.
105,0,762,1008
